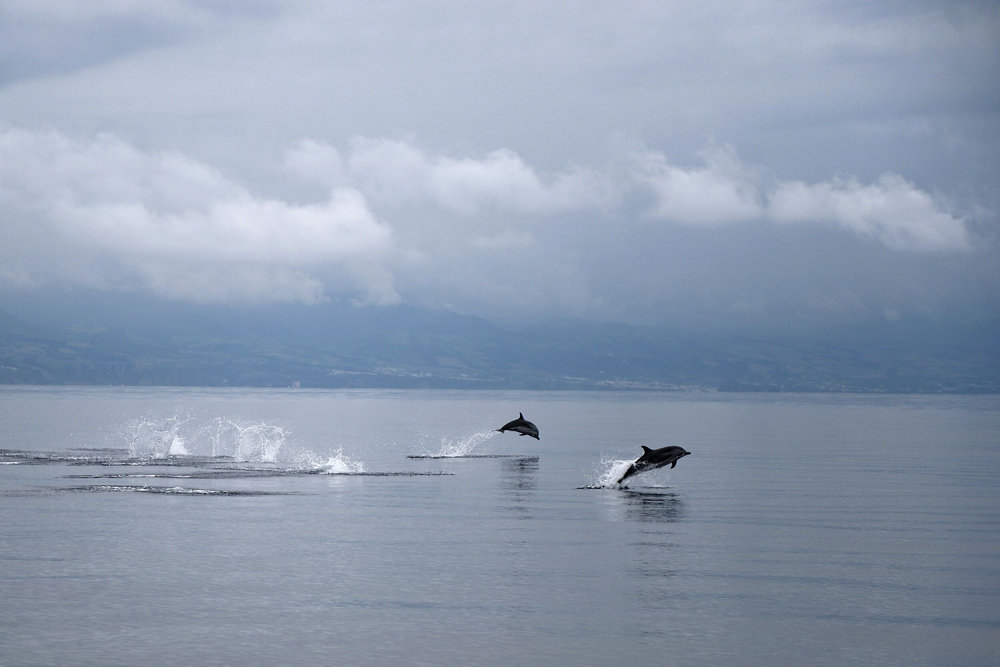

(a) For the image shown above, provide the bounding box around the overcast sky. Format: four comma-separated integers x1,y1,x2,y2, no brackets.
1,0,998,331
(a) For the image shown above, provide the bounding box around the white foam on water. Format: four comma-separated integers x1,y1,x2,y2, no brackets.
167,437,189,456
114,412,377,478
122,415,193,459
222,420,286,462
312,448,365,474
120,414,288,462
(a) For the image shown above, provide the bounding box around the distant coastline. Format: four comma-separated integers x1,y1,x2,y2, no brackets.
2,303,996,394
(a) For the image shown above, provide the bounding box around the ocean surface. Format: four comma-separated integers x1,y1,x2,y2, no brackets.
1,386,998,665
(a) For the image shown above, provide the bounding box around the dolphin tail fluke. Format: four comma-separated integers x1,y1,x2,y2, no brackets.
617,465,635,485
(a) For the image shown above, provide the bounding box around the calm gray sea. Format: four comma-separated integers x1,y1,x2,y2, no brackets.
1,386,998,665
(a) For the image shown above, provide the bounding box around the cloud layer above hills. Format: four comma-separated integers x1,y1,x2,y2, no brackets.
1,1,997,330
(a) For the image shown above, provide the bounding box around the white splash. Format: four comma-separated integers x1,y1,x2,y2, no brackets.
120,414,287,462
313,448,365,474
167,437,189,456
218,419,286,462
592,457,635,488
432,429,499,457
123,415,192,459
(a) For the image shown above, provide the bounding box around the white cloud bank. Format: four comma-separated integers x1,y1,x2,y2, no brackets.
768,174,970,252
286,137,618,216
634,145,764,225
0,123,975,310
0,125,396,304
636,144,971,252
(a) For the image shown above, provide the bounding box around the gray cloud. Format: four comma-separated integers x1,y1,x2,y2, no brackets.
633,143,971,251
0,125,396,304
0,1,996,331
633,144,765,225
768,174,970,252
285,137,618,217
0,0,278,85
1,123,983,325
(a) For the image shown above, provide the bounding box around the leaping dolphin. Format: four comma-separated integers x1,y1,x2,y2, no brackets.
617,445,690,485
496,412,539,440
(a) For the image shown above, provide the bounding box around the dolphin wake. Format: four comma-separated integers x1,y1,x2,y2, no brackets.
409,428,502,458
0,412,457,496
579,456,677,489
581,457,636,488
122,414,289,462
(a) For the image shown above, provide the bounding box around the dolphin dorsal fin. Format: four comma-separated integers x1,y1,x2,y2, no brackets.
641,445,652,453
519,412,524,419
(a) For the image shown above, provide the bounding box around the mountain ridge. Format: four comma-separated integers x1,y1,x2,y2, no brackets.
0,298,996,392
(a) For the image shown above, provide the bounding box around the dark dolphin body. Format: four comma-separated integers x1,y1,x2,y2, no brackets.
617,445,690,485
496,412,539,440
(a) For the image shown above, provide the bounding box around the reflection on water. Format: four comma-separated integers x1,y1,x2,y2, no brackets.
624,492,686,594
499,456,539,519
622,490,685,523
501,457,539,491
